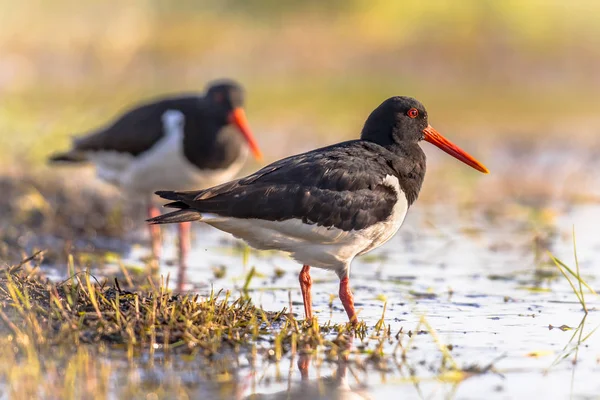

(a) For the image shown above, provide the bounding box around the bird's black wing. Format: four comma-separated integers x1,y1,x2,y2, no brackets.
154,140,407,231
71,95,203,156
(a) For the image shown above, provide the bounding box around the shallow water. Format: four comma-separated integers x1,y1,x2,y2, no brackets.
104,202,600,399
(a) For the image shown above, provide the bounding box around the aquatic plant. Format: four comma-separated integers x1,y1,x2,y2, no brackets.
548,228,596,314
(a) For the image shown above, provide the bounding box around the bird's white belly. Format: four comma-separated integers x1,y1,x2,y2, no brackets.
120,141,247,195
203,175,409,278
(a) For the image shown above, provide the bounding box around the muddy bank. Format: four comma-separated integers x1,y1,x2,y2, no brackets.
0,171,146,265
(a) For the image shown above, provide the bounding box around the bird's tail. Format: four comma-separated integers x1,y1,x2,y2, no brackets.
147,190,203,225
48,151,88,164
147,209,202,225
155,190,200,203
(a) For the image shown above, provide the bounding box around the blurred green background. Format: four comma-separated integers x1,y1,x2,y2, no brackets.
1,0,599,178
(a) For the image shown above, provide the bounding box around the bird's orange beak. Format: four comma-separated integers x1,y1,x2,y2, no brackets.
423,125,489,174
228,107,263,162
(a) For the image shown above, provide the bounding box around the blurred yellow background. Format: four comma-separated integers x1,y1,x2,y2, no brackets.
1,0,599,172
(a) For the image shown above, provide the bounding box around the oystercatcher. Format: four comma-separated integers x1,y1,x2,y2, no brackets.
147,96,488,323
49,80,263,284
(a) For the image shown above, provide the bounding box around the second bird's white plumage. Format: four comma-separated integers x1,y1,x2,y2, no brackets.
87,110,248,195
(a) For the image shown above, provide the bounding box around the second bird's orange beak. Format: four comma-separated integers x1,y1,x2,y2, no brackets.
423,125,489,174
228,107,263,162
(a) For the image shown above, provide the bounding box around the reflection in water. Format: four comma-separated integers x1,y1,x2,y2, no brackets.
242,335,372,400
547,313,600,398
242,356,371,400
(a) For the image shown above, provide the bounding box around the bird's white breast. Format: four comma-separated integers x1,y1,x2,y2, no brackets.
356,174,409,255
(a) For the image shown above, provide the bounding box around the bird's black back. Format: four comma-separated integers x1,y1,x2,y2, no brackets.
156,140,426,231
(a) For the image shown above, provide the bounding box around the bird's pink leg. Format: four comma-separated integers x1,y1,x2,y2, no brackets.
147,204,162,260
177,222,191,291
339,276,358,325
299,265,313,320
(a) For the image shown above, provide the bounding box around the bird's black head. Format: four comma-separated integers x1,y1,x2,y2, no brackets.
204,79,262,161
361,96,489,174
360,96,428,145
205,79,245,112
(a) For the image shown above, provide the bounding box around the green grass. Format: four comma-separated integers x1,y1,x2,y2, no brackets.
0,250,502,398
0,252,363,397
544,228,599,373
548,228,596,314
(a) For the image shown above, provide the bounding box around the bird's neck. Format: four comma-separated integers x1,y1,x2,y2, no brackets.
182,121,245,170
360,121,396,147
382,141,426,206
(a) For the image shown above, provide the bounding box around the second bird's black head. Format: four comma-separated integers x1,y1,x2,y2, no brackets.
361,96,489,174
204,79,263,161
205,80,245,116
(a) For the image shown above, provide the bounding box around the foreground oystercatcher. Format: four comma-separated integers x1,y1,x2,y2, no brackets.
49,79,262,284
147,96,488,322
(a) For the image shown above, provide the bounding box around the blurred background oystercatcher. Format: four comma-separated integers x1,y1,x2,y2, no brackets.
147,96,488,323
49,79,263,286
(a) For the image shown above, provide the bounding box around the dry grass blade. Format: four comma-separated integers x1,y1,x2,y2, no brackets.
242,266,256,294
7,250,45,274
419,315,459,372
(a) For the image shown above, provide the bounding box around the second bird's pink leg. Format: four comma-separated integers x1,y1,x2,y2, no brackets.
147,204,162,260
177,222,191,291
299,265,313,320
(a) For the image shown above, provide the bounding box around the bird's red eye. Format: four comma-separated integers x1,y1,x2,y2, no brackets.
407,108,419,118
